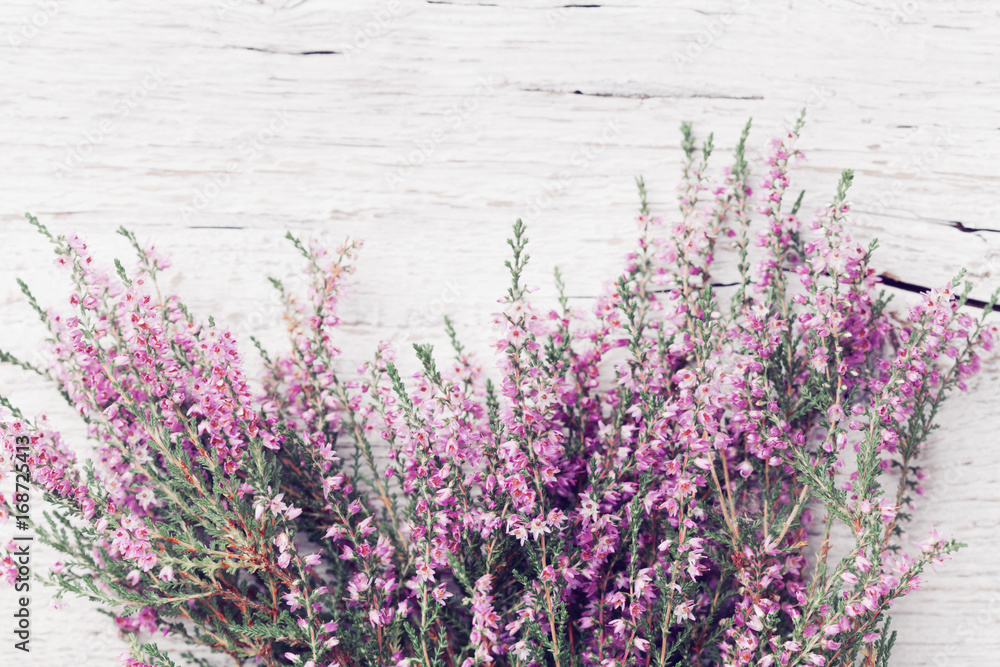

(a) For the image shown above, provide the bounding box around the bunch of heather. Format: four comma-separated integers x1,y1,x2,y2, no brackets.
0,222,350,665
1,117,997,667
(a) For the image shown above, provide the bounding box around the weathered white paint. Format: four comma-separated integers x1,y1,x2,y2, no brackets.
0,0,998,664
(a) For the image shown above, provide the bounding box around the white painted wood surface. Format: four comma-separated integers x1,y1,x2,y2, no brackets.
1,0,999,664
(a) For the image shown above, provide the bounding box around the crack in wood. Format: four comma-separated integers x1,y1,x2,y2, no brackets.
520,87,763,100
950,221,1000,235
427,1,602,5
227,46,339,55
570,277,998,312
855,210,1000,236
571,89,764,100
878,273,1000,311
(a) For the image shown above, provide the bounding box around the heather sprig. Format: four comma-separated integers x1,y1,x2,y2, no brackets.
1,118,996,667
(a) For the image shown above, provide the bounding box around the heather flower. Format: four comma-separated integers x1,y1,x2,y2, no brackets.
0,121,993,667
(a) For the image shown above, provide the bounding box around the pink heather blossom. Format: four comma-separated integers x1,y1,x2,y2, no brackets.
118,651,155,667
0,128,987,667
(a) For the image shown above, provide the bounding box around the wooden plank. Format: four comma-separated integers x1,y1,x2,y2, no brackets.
0,0,998,663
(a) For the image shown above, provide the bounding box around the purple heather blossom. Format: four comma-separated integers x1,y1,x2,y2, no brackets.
0,127,991,667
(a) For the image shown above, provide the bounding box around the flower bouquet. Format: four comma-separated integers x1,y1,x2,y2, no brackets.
1,117,996,667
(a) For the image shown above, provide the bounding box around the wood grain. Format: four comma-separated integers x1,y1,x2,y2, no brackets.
0,0,998,664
